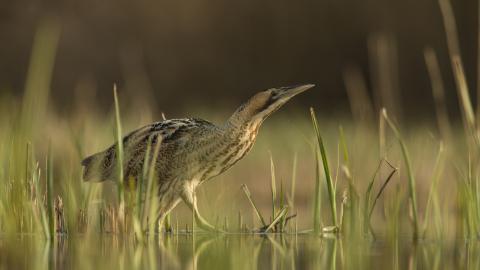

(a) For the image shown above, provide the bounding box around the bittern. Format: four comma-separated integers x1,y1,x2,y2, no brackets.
82,84,314,232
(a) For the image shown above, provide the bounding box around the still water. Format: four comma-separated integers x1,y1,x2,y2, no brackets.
1,233,478,270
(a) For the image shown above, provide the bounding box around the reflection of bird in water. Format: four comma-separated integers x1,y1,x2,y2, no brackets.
81,84,314,231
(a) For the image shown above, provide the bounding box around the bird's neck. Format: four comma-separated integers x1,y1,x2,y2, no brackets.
224,117,262,141
230,119,262,154
215,119,262,166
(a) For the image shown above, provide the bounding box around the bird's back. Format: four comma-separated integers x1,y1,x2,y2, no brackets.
81,118,221,183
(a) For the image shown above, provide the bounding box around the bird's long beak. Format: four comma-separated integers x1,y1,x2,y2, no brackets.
274,84,315,101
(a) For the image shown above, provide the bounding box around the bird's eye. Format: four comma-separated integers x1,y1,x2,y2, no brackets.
270,91,278,100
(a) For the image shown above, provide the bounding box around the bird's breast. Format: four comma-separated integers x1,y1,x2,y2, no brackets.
199,123,260,181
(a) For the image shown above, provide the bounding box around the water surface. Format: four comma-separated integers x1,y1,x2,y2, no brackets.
2,233,478,270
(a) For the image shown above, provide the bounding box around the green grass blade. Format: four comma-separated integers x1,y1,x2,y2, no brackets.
146,137,162,236
310,107,337,228
46,145,54,239
339,126,362,236
422,142,445,238
382,109,420,239
439,0,476,134
133,137,153,240
270,154,277,220
290,152,298,209
452,57,476,133
313,144,322,233
33,163,49,238
21,19,60,136
423,48,452,142
113,85,125,208
280,179,285,232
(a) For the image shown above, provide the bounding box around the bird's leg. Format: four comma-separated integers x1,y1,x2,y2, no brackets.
181,189,222,233
152,198,181,233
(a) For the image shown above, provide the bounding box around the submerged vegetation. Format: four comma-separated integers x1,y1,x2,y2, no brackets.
2,0,480,269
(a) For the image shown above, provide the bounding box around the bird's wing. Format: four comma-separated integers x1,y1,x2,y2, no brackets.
81,118,200,182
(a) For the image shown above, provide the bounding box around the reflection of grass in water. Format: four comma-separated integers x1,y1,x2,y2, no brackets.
1,233,477,270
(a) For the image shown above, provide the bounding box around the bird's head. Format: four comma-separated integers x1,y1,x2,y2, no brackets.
228,84,315,127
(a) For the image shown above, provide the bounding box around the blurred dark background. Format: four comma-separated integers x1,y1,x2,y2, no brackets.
0,0,477,120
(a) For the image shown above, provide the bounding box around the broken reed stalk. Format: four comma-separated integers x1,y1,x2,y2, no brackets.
241,184,267,228
368,162,397,220
264,206,289,233
364,161,382,234
364,159,394,236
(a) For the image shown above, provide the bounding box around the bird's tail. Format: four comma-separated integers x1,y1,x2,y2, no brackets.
81,150,112,182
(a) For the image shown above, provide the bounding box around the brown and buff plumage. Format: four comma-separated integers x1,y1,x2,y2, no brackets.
82,84,314,231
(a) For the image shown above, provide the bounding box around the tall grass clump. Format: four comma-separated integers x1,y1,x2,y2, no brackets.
438,0,480,239
0,19,61,240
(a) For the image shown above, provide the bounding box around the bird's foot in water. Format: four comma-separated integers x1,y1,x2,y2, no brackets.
195,214,226,233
